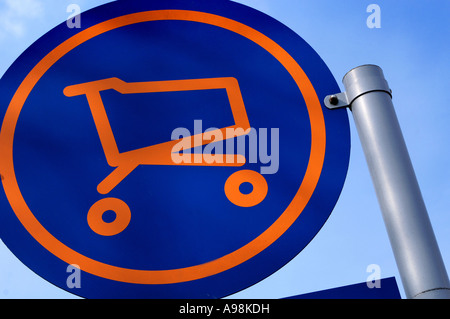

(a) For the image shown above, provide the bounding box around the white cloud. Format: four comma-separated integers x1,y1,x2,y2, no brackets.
0,0,44,38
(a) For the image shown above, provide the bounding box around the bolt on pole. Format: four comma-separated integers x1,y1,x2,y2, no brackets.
325,64,450,299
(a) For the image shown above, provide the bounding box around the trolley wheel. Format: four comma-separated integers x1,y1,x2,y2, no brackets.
224,170,268,207
87,197,131,236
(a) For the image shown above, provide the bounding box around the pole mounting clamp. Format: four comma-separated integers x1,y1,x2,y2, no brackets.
324,64,392,110
324,92,350,109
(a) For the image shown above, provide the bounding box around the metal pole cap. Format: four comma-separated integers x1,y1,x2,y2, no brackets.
324,64,392,109
343,64,392,104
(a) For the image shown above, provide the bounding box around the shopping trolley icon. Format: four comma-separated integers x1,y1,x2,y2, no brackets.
64,77,268,236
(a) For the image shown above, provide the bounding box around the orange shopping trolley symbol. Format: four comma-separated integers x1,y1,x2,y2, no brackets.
64,77,268,236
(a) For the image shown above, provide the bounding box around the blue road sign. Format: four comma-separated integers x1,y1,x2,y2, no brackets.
0,0,350,298
285,277,401,299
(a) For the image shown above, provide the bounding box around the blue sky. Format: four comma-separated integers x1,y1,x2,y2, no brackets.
0,0,449,299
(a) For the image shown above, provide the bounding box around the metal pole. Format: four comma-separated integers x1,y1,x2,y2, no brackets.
325,64,450,299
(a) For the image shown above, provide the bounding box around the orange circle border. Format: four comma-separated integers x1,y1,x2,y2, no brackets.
0,10,326,284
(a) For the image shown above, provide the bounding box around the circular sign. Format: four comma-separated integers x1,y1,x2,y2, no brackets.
0,0,350,298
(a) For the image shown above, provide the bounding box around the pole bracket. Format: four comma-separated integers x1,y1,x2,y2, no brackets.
324,64,392,110
324,92,350,109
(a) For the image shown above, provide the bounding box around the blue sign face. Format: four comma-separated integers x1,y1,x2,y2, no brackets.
0,0,350,298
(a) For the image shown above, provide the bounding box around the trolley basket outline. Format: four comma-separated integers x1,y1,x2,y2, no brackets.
64,77,268,236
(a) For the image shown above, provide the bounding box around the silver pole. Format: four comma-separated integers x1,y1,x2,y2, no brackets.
325,64,450,299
